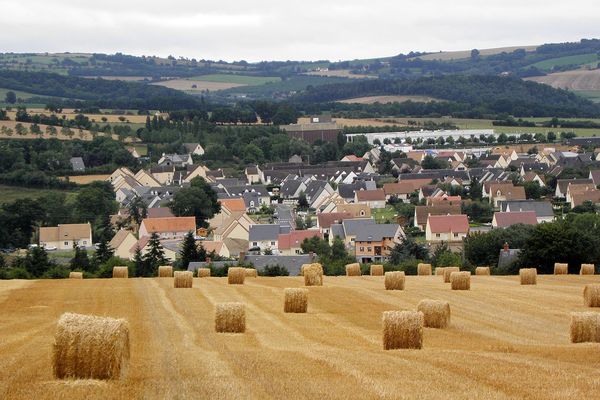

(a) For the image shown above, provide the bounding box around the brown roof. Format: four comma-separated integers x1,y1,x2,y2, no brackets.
39,223,91,243
415,205,461,226
484,181,512,193
109,229,134,249
427,215,469,234
355,189,386,202
317,212,353,229
567,183,597,195
557,179,593,195
571,190,600,207
140,217,196,234
493,211,537,228
147,208,175,218
383,182,424,196
489,183,526,201
219,198,247,212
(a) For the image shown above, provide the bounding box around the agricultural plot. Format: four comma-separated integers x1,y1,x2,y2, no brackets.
1,275,600,399
338,95,441,104
412,45,538,61
525,69,600,91
529,53,599,71
152,74,280,93
303,69,376,79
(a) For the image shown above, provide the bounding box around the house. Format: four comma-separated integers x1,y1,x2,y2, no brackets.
70,157,85,172
134,170,162,187
341,155,363,162
522,171,546,187
219,198,247,216
183,143,205,156
108,167,135,184
248,224,292,253
487,183,526,208
427,195,461,206
39,223,93,250
492,211,538,228
138,217,196,239
336,203,371,218
425,215,469,249
555,179,594,198
499,200,554,223
571,190,600,207
316,212,353,235
109,229,138,259
277,230,323,255
151,165,175,185
414,204,462,231
589,170,600,186
147,208,175,219
304,180,335,209
355,189,386,209
354,224,404,263
211,212,254,243
130,236,178,262
157,153,193,167
183,164,211,183
200,240,231,258
329,218,377,248
245,166,261,184
566,183,598,205
383,182,425,202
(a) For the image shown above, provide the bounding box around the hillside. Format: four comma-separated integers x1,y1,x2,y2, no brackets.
292,75,600,118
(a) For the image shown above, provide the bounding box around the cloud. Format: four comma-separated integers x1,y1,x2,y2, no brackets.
0,0,598,61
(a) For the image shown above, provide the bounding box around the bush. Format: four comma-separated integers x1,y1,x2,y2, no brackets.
43,265,71,279
8,267,32,279
260,264,290,276
97,256,131,278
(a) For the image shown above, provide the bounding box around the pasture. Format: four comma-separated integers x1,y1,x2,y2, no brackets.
152,74,280,93
304,69,376,79
1,275,600,399
0,185,77,204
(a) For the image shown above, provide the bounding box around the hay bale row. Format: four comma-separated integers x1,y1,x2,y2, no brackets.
580,264,595,275
69,272,83,279
304,264,323,286
435,267,445,276
284,288,308,313
520,268,537,285
215,303,245,333
197,268,211,278
570,312,600,343
245,268,258,278
584,284,600,307
417,299,450,328
112,266,128,279
174,271,193,288
52,313,130,380
475,267,490,276
370,264,384,276
450,271,470,290
554,263,568,275
417,263,432,276
443,267,460,283
345,263,361,276
158,266,173,277
382,310,423,350
384,271,405,290
227,267,245,285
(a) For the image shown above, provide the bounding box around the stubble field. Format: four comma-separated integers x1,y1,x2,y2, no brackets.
1,275,599,399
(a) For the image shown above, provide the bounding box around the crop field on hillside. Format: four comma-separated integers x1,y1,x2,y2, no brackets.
151,78,246,92
0,121,124,141
412,45,538,61
529,53,599,71
526,69,600,91
1,275,599,399
303,69,376,79
337,95,441,104
191,74,281,86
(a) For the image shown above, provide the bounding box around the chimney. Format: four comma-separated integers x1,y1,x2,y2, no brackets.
503,242,509,252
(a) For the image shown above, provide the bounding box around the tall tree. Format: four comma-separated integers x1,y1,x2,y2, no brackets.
169,177,220,228
5,91,16,104
142,232,167,276
128,195,148,227
179,231,199,269
25,246,52,277
70,244,91,272
93,236,114,267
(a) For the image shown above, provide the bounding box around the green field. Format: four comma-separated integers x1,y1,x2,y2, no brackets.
371,206,398,223
192,74,280,86
0,185,78,204
219,75,350,98
530,53,599,71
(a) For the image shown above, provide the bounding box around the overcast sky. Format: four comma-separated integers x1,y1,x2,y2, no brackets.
1,0,599,62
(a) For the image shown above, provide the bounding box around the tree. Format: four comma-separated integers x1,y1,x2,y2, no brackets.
5,91,16,104
389,237,429,264
470,49,480,60
94,236,114,267
70,245,91,272
421,155,449,169
128,195,148,227
132,245,145,277
179,231,199,269
547,131,557,142
271,104,298,125
301,236,331,258
523,181,542,200
461,200,493,223
25,246,52,277
142,232,167,276
464,224,535,269
169,177,220,228
297,192,309,210
74,181,118,228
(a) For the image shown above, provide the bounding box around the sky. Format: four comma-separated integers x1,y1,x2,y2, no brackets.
1,0,599,62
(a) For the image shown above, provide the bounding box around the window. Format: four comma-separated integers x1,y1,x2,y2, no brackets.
64,241,69,246
295,250,301,254
82,241,87,245
271,241,276,246
360,210,365,216
453,233,459,238
359,247,364,251
367,247,372,252
435,234,441,238
253,242,258,246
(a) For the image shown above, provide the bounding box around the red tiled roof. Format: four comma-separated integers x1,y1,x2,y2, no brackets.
140,217,196,234
427,215,469,234
219,198,246,212
356,189,386,201
317,212,353,229
493,211,537,228
571,190,600,207
278,230,323,250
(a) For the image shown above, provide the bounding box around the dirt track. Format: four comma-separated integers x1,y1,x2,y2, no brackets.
1,275,599,399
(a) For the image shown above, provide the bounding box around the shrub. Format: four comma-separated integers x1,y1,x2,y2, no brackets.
260,264,290,276
43,265,71,279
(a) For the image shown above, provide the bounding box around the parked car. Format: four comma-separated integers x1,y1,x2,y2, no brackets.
43,245,57,251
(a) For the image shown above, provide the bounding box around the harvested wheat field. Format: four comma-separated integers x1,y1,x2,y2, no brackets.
2,275,600,399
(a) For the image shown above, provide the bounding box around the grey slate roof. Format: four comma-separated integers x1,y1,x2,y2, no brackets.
243,255,313,276
338,182,366,199
249,224,291,242
498,200,554,217
70,157,85,171
355,224,400,242
279,179,303,198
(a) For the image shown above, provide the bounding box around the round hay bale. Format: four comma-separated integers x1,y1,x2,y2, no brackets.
580,264,595,275
450,271,471,290
382,310,423,350
417,299,450,328
158,266,173,277
554,263,568,275
215,302,245,333
284,288,308,313
384,271,405,290
245,268,258,278
69,272,83,279
197,268,211,278
174,271,193,288
370,264,384,276
519,268,537,285
112,266,128,279
584,284,600,307
417,263,432,276
570,312,600,343
227,267,245,285
475,267,491,276
300,263,312,276
443,267,460,283
304,265,323,286
345,263,361,276
52,312,130,380
435,267,446,276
